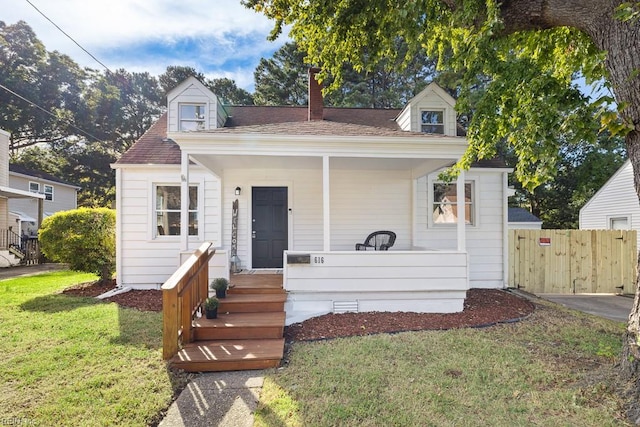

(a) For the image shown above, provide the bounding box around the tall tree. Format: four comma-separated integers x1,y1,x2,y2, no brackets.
83,68,162,153
510,134,627,229
158,65,206,96
243,0,640,389
207,77,254,105
0,20,87,150
254,41,438,108
254,42,309,105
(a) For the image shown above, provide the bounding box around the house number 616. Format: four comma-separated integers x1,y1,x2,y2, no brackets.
314,256,325,264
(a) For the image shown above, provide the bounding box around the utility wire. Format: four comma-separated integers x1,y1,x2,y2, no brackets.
24,0,113,73
0,82,103,143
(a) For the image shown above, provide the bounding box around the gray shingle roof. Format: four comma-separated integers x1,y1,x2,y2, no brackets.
508,207,542,223
116,106,488,166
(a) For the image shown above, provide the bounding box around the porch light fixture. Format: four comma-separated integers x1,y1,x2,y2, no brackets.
235,187,241,196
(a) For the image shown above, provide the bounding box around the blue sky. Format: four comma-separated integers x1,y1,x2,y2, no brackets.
3,0,607,100
2,0,289,91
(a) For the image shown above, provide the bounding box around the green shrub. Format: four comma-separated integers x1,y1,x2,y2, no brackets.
39,208,116,283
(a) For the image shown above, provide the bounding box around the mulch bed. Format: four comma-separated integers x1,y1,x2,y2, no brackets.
284,289,535,341
63,281,163,312
63,282,535,341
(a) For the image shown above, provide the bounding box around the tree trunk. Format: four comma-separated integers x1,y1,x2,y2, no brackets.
499,0,640,401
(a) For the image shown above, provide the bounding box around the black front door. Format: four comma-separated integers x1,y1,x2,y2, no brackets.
252,187,288,268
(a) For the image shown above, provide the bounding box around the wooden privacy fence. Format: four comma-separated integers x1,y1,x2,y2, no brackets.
162,242,215,360
509,229,637,294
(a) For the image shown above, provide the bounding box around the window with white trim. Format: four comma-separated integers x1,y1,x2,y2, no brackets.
421,110,444,134
432,181,474,225
154,185,198,237
179,104,206,131
43,184,54,201
29,182,39,193
609,216,629,230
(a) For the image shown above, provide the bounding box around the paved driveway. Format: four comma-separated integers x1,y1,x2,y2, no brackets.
540,294,634,323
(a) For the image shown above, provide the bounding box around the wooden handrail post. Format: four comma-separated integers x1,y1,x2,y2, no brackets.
161,242,216,360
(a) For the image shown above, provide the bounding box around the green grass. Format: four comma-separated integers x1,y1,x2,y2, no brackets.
0,271,187,426
256,301,629,426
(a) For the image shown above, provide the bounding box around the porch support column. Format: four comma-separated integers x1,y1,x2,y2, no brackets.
456,170,466,251
323,155,330,251
180,151,189,251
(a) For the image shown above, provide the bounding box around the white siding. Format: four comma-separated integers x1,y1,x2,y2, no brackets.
395,83,457,136
0,130,8,187
222,167,324,271
415,169,506,288
117,163,507,290
330,169,412,250
284,250,468,324
580,160,640,248
166,77,227,132
117,166,221,288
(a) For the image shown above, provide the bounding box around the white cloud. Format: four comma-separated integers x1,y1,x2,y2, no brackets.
2,0,289,90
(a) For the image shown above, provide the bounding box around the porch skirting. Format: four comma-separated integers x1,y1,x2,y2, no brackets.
283,250,469,325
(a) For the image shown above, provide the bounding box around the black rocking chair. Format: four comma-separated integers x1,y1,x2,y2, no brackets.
355,231,396,251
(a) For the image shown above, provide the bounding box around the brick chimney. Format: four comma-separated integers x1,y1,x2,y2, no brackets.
308,68,323,121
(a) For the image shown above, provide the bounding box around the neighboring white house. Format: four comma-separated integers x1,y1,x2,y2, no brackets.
8,164,80,237
112,73,514,324
508,207,543,229
0,130,45,267
579,159,639,245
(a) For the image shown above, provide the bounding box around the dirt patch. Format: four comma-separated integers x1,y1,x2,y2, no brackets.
63,283,534,338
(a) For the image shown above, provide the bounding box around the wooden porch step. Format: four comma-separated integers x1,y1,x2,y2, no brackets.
229,274,284,294
228,286,285,295
170,338,285,372
218,293,287,313
193,312,285,340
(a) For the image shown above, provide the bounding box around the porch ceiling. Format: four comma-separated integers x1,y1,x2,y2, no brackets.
190,154,455,177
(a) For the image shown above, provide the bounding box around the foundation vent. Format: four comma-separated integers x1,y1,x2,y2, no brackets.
333,301,359,314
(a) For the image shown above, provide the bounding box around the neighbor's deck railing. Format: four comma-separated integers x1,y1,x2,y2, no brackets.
162,242,215,360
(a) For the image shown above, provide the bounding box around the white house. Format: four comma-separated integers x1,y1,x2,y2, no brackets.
8,164,80,237
580,159,639,246
112,73,513,324
0,130,45,266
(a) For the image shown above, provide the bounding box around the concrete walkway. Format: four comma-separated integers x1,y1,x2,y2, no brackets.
159,370,266,427
540,294,634,323
0,263,67,280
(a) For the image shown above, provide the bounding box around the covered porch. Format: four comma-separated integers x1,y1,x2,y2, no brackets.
172,126,471,323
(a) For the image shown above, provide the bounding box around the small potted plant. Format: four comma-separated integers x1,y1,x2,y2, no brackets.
210,277,229,298
203,296,219,319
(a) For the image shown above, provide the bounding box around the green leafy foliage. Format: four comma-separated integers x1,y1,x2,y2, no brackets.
509,134,627,228
0,21,88,149
39,208,116,283
243,0,624,190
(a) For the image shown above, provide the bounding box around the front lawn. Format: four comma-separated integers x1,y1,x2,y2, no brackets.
0,271,187,426
256,300,629,426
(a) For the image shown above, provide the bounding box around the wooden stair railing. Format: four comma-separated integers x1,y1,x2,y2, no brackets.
161,242,215,360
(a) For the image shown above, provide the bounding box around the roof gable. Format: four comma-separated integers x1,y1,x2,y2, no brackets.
167,76,215,103
395,82,458,135
580,159,632,214
404,82,457,109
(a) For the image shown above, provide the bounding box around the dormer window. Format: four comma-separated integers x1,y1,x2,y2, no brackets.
180,104,206,131
421,110,444,134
